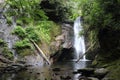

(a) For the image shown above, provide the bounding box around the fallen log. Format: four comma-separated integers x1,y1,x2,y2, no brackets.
30,40,50,65
76,42,96,63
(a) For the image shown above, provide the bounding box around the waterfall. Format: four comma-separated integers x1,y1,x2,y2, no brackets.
73,17,86,60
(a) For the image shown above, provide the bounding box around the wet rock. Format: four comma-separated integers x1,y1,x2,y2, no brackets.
78,68,94,76
79,76,88,80
29,71,32,73
54,73,59,75
73,71,79,74
52,68,61,72
17,60,26,64
94,68,108,75
37,72,40,75
87,77,99,80
0,63,27,73
60,75,71,80
94,68,108,79
102,77,113,80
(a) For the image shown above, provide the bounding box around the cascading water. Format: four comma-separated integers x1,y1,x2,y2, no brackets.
74,17,86,60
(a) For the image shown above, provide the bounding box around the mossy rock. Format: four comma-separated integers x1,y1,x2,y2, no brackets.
105,59,120,80
16,49,33,57
0,47,14,60
0,39,7,47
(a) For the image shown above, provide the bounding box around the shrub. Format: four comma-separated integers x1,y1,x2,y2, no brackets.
12,26,27,39
14,39,32,50
25,27,40,42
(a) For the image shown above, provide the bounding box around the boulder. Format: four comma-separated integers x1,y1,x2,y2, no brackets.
94,68,108,75
94,68,108,79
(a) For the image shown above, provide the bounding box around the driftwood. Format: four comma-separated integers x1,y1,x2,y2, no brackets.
30,40,50,65
76,43,96,63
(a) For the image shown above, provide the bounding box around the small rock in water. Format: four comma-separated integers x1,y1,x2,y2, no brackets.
54,73,59,75
65,76,71,79
102,77,114,80
79,76,88,80
29,71,32,73
78,68,94,73
78,68,94,76
73,71,79,74
60,75,71,80
37,72,40,75
52,68,61,71
87,77,99,80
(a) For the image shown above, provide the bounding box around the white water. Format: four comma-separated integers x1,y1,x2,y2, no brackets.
74,17,86,60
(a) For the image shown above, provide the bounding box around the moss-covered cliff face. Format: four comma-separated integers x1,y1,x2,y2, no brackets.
0,0,72,64
91,29,120,80
98,28,120,61
79,0,120,79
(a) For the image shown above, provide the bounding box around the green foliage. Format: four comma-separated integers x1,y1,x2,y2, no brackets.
25,27,40,42
5,0,48,25
6,17,12,25
79,0,120,45
12,26,26,38
14,39,33,56
2,47,13,60
0,39,13,60
81,0,120,29
14,39,32,50
66,0,82,20
40,0,74,21
0,39,5,46
36,21,61,43
12,26,40,42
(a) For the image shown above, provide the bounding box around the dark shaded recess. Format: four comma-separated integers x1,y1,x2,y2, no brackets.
50,48,74,62
57,48,74,61
40,0,67,22
98,28,120,51
86,48,100,60
97,28,120,60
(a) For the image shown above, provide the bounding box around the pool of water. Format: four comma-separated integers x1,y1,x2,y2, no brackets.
0,61,91,80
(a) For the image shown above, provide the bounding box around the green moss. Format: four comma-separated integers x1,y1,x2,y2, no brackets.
105,59,120,80
17,49,33,57
12,26,27,39
2,47,14,60
0,39,6,46
36,21,61,44
6,17,12,25
14,39,34,56
14,39,32,50
25,27,40,42
16,19,23,26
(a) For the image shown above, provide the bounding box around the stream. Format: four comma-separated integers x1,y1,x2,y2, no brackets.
0,61,91,80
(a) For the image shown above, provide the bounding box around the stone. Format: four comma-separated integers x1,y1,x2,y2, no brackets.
102,77,114,80
72,71,79,74
52,68,61,72
60,75,71,80
87,77,99,80
78,68,95,76
94,68,108,75
94,68,108,79
79,76,88,80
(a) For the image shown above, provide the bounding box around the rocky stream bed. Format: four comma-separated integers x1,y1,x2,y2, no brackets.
0,61,110,80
